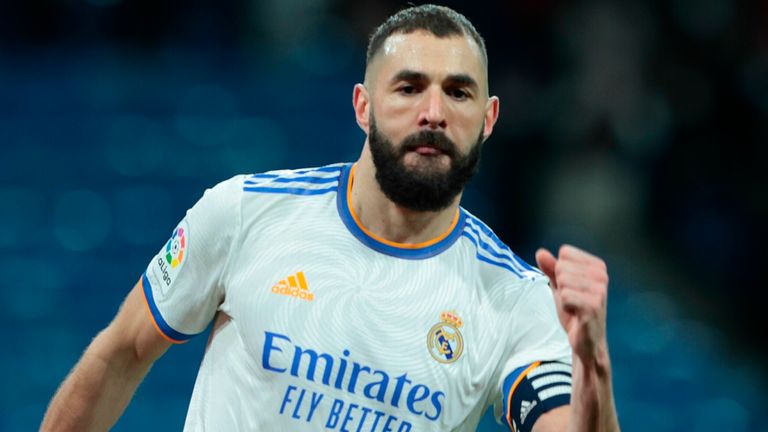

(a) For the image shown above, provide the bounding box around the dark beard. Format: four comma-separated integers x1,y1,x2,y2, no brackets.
368,115,484,212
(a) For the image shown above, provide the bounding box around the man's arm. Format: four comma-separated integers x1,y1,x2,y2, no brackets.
41,280,172,432
532,245,620,432
526,348,618,431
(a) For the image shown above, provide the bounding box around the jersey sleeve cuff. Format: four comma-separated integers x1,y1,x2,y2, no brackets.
140,273,195,344
502,361,572,432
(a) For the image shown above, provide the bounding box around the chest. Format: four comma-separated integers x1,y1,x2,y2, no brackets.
220,216,506,426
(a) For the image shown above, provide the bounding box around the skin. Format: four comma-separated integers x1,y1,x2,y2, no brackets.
352,31,498,245
535,245,620,432
41,280,171,431
41,30,619,432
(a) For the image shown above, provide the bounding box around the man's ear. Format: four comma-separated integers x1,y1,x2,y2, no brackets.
353,84,370,134
482,96,500,140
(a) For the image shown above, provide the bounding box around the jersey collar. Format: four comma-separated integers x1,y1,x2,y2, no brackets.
336,163,466,259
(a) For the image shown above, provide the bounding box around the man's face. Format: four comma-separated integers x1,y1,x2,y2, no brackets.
368,110,483,212
362,31,496,212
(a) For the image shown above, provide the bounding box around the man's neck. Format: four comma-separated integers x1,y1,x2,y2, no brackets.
350,145,461,245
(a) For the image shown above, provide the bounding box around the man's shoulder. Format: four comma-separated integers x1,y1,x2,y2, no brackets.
237,162,348,197
459,208,543,281
191,163,348,220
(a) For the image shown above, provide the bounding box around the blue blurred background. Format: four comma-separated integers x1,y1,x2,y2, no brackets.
1,0,767,430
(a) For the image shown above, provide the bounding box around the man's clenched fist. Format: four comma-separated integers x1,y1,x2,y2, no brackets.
535,245,609,362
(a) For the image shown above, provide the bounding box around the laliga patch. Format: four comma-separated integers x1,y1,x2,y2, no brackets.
150,220,189,297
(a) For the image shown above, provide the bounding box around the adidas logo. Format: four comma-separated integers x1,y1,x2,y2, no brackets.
520,399,537,425
271,271,314,301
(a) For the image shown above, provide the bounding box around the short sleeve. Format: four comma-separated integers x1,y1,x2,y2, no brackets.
141,176,243,343
492,276,572,431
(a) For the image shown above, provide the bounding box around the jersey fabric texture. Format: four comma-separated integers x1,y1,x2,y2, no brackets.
141,162,572,431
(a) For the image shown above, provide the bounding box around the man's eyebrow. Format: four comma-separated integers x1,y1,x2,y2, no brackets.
390,70,479,91
390,69,428,84
445,74,478,90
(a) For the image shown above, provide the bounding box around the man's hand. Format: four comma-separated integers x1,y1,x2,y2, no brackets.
535,245,609,363
533,245,620,432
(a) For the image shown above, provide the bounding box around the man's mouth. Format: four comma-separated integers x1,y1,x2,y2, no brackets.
412,146,444,156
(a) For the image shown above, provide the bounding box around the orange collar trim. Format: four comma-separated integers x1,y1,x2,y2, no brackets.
346,163,460,250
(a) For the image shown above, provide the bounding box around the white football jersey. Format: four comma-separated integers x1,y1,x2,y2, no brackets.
142,163,572,431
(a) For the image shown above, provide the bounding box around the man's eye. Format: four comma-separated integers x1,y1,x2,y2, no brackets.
399,85,417,94
450,89,468,99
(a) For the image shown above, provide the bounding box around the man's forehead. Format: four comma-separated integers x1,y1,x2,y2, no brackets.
369,31,486,84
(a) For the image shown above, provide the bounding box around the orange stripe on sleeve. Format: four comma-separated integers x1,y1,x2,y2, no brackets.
505,361,541,431
139,277,187,344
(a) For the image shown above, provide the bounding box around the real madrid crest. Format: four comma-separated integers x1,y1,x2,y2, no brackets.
427,311,464,363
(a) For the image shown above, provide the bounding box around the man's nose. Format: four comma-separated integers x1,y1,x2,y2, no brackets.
418,87,447,130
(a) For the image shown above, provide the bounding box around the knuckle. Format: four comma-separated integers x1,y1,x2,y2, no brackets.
589,267,609,284
593,256,607,271
555,266,566,280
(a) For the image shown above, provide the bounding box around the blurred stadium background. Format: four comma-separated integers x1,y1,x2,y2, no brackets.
1,0,767,430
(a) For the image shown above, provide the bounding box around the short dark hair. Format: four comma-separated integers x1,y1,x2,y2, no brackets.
366,4,488,67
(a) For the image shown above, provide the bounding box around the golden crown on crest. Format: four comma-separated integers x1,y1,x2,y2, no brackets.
440,311,463,328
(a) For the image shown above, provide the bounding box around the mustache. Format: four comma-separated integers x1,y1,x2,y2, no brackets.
400,130,458,158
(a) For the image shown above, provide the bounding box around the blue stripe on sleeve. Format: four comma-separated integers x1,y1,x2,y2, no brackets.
461,231,524,278
464,217,543,277
249,165,343,179
142,273,195,342
463,224,516,263
464,219,542,277
242,185,338,195
244,175,339,185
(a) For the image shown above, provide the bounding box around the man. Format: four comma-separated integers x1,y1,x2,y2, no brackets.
42,5,620,431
